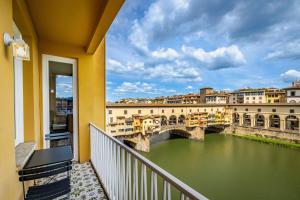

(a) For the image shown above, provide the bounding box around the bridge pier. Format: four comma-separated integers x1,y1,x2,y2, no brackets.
188,126,205,140
134,134,150,152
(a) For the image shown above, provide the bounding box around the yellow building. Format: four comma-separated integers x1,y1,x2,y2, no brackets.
265,89,286,103
186,112,208,127
0,0,124,199
133,114,142,133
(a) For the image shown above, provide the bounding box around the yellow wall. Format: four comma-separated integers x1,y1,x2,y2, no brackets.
38,39,106,162
13,0,41,147
22,35,41,146
0,0,24,199
1,0,115,197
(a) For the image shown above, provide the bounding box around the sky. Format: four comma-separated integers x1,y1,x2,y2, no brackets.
56,75,73,98
106,0,300,102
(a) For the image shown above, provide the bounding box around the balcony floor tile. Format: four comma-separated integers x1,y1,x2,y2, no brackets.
36,162,107,200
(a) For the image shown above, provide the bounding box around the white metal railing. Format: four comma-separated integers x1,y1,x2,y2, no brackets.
90,123,208,200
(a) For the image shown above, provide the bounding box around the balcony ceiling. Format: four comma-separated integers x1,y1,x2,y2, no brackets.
25,0,107,48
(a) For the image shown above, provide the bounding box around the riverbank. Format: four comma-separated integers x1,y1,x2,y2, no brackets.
231,134,300,150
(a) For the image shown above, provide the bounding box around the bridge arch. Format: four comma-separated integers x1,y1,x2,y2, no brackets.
255,114,265,127
161,115,167,126
158,128,191,138
233,113,239,125
286,115,299,131
169,115,177,125
243,113,251,126
178,115,185,125
270,114,280,129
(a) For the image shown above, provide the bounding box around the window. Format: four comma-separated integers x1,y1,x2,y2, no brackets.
252,97,255,100
172,109,174,113
110,117,113,123
291,91,296,96
189,109,192,112
124,110,127,115
290,109,295,113
181,109,183,112
138,110,141,114
246,97,249,100
258,108,261,112
245,108,248,111
162,109,164,113
14,58,24,145
150,110,153,114
109,110,112,114
272,109,276,112
234,108,237,111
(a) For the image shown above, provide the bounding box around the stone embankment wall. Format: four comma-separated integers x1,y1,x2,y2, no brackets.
223,125,300,143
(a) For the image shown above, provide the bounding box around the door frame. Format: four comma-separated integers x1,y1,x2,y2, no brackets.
42,54,78,161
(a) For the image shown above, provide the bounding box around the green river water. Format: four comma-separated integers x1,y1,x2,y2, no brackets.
141,134,300,200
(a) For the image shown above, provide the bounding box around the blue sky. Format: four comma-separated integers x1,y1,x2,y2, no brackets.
56,75,73,98
106,0,300,102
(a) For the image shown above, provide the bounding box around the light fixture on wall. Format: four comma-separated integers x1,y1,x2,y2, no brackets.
3,32,30,61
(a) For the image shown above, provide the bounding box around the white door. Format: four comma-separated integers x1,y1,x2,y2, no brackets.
42,55,78,161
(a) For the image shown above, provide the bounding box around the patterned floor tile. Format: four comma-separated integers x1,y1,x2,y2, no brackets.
37,162,108,200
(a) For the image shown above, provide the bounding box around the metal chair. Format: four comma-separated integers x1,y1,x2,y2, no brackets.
19,161,72,200
45,132,71,147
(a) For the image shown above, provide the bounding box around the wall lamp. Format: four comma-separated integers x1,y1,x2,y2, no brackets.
3,32,30,61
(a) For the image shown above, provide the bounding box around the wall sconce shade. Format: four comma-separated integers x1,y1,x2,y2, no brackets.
3,32,30,61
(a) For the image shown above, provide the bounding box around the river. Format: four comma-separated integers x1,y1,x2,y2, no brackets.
141,134,300,200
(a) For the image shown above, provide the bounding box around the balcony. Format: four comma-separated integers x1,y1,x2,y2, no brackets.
27,124,207,199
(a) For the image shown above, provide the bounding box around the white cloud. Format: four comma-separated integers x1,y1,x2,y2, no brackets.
107,59,145,73
266,41,300,60
151,48,180,60
280,69,300,82
128,0,192,52
185,85,193,90
56,83,72,90
146,63,202,82
182,45,246,69
114,82,177,95
107,58,202,83
129,20,149,52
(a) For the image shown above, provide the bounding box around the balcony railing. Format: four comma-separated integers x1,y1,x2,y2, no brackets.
90,123,208,200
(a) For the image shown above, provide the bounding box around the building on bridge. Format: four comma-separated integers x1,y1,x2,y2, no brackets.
265,88,286,103
284,80,300,103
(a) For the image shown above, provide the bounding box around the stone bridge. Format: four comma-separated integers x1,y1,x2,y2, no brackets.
115,124,205,152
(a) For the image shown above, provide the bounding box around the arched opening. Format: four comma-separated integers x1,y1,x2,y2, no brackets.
169,115,177,125
243,113,251,126
270,114,280,129
161,115,167,126
286,115,299,131
178,115,185,125
255,114,265,127
233,113,239,124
